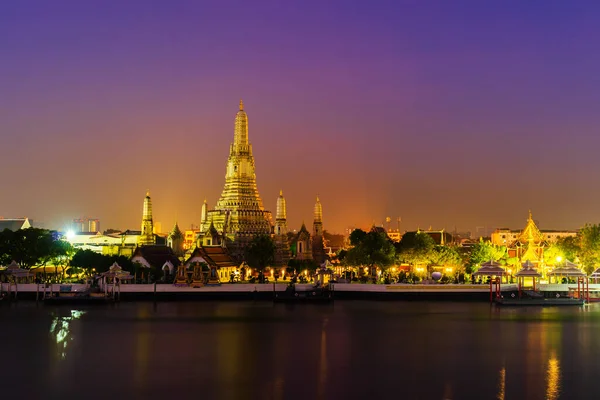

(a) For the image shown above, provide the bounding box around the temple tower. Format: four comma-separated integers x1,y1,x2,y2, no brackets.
312,195,326,264
139,191,155,246
313,195,323,237
200,199,208,231
273,190,291,267
199,100,273,260
168,222,184,257
275,190,288,235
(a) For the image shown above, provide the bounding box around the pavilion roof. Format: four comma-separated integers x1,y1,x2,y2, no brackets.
548,265,586,277
473,264,507,276
590,268,600,278
515,263,542,278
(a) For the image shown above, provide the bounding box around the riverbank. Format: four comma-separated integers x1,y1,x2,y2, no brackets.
3,282,595,302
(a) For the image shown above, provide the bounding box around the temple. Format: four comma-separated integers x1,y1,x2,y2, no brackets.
492,211,577,267
197,101,273,260
273,190,291,267
138,191,156,246
289,196,328,264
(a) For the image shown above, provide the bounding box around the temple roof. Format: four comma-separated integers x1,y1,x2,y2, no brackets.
518,210,544,244
473,261,507,276
131,245,180,269
168,222,183,239
0,218,32,232
185,245,237,268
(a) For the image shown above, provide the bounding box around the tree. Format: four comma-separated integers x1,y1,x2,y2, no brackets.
554,235,580,263
395,232,435,267
542,244,563,266
344,230,396,282
578,224,600,274
0,228,64,269
245,235,276,271
429,246,462,267
466,239,507,273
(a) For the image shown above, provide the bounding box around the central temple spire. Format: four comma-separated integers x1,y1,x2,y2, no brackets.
233,98,249,149
199,101,273,260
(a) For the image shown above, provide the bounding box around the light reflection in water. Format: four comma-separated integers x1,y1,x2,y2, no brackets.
317,319,328,400
49,310,85,360
497,367,505,400
546,354,561,400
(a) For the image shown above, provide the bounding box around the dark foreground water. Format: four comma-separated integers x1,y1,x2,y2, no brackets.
2,301,600,400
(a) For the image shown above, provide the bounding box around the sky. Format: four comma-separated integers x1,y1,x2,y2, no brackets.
2,0,600,235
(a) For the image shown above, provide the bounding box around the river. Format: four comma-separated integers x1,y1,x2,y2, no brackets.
2,301,600,399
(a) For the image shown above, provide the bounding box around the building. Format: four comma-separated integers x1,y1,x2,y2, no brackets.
198,100,273,261
184,245,238,283
66,231,140,256
131,245,181,279
289,196,328,264
0,218,32,231
72,218,100,233
183,229,200,250
491,211,577,247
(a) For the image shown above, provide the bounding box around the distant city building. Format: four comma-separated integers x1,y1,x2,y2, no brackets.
386,229,402,242
72,218,100,233
183,229,200,250
0,217,32,231
66,231,140,256
197,101,273,261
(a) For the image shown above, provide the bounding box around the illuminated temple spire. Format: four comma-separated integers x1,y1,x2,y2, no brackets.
139,190,155,245
313,195,323,237
275,190,287,235
233,99,249,149
199,101,273,260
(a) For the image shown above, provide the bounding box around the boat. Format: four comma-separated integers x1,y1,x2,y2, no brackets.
495,297,584,306
273,284,333,303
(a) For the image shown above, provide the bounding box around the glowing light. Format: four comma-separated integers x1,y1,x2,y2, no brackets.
65,230,75,240
556,256,563,263
445,267,453,273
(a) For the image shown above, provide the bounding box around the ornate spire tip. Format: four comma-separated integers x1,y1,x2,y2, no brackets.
239,99,244,111
279,189,283,196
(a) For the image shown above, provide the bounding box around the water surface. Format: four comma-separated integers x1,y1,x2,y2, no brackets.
2,301,599,399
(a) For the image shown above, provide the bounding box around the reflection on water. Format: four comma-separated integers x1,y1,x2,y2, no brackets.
5,302,600,399
317,319,328,400
49,310,85,360
546,353,561,400
497,367,505,400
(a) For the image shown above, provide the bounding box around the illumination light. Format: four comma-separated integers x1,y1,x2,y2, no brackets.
65,230,75,240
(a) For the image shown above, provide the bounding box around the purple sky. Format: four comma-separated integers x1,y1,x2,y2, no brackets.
2,1,600,235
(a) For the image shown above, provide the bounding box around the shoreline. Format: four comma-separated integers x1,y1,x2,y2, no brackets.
4,282,587,302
